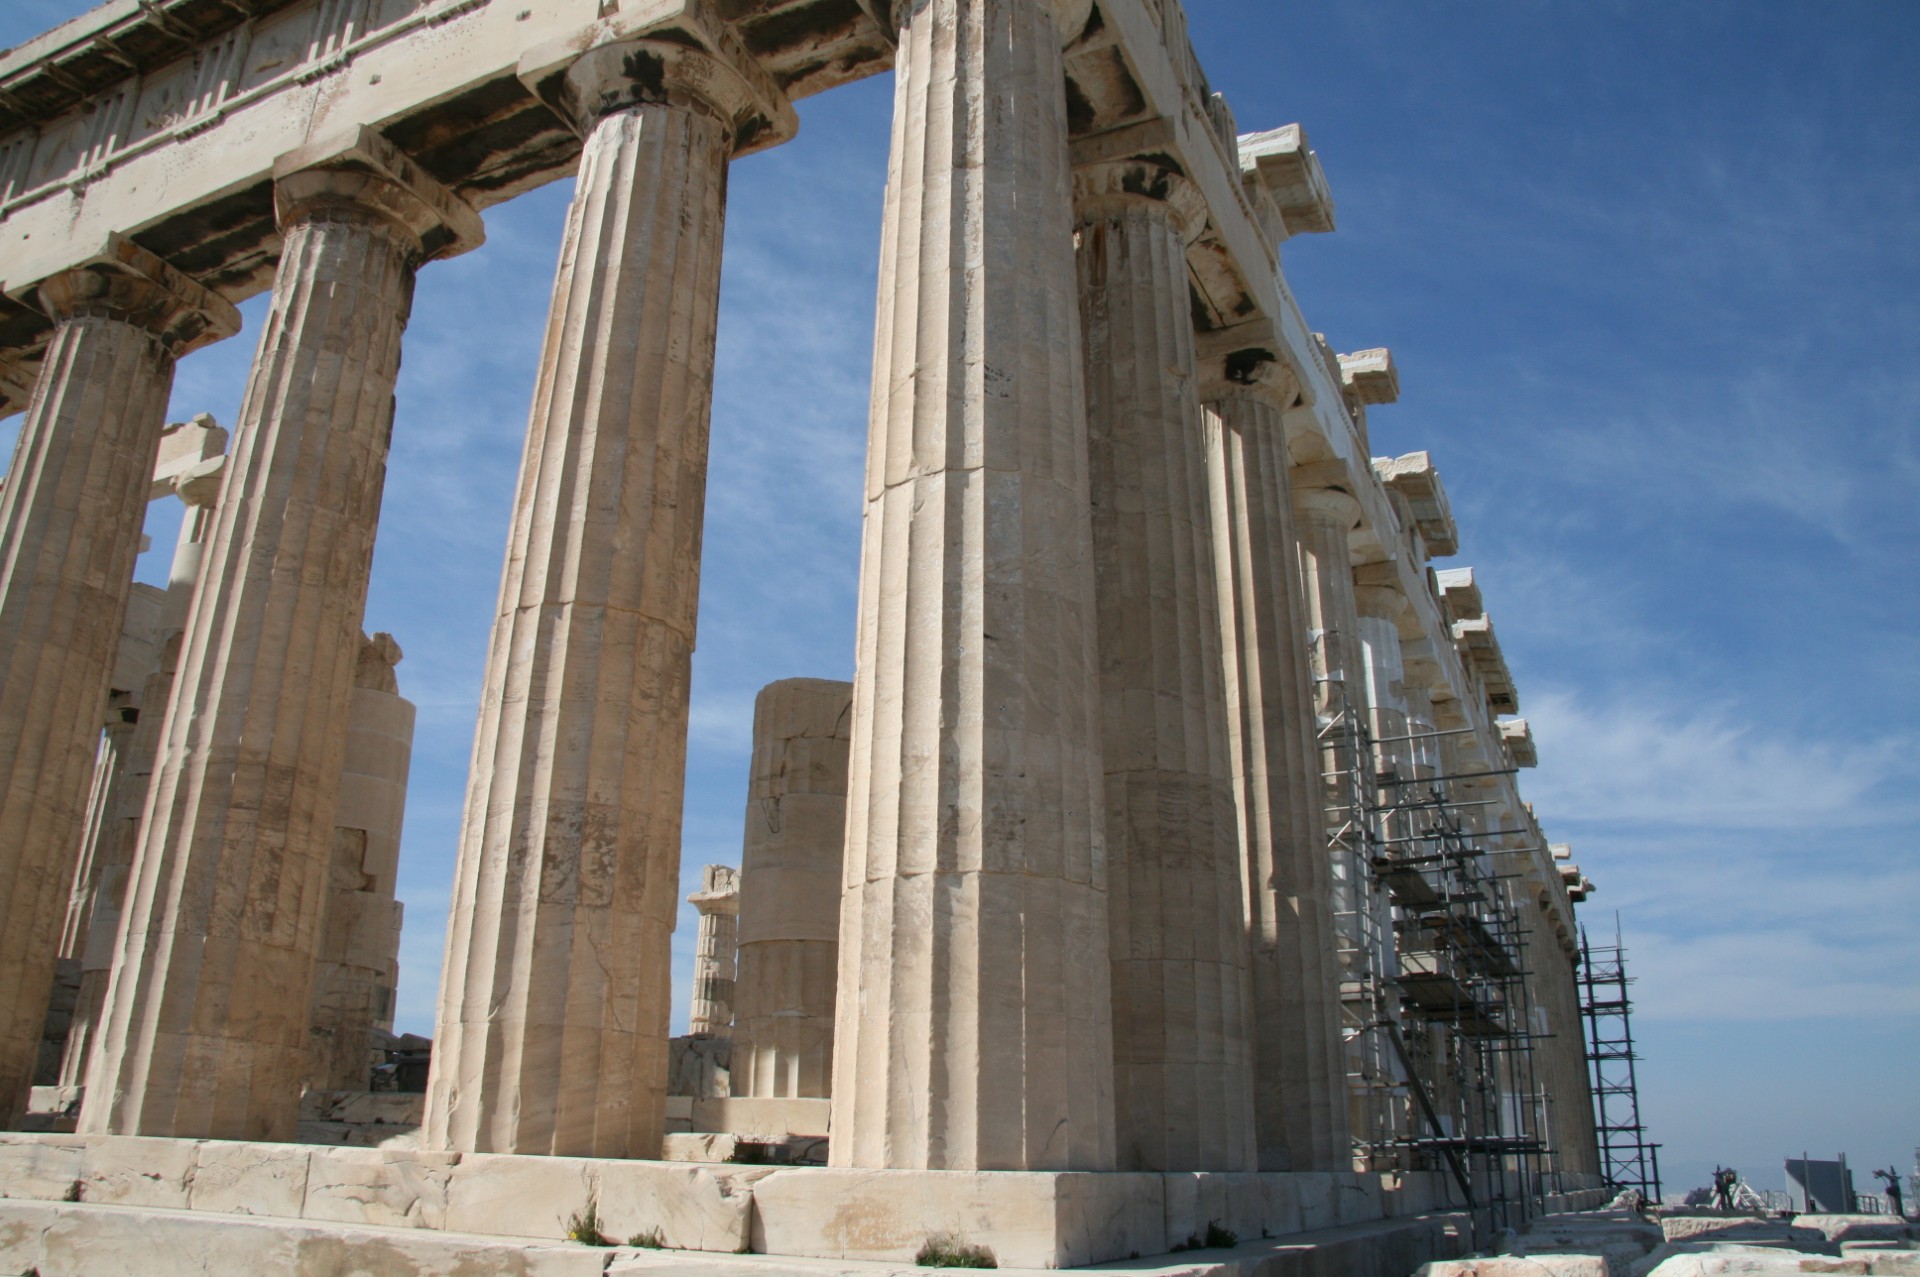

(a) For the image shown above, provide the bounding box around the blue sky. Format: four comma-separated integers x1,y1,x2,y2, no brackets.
2,1,1914,1203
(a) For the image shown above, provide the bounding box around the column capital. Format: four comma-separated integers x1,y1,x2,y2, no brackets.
890,0,1090,43
1351,583,1407,622
1072,157,1208,241
15,235,239,357
520,2,796,157
1195,323,1305,409
273,126,485,264
1290,484,1361,530
686,863,739,917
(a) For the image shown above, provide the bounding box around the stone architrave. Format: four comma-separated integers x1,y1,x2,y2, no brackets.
1075,157,1256,1173
1200,345,1351,1172
81,129,481,1141
732,678,851,1100
424,13,795,1159
829,0,1117,1173
686,866,740,1039
57,457,223,1091
0,238,237,1120
308,632,415,1092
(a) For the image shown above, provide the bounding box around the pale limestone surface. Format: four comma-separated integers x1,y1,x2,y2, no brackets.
688,864,742,1039
829,0,1116,1174
0,1199,617,1277
1076,159,1255,1174
81,131,476,1143
55,427,227,1092
1199,349,1349,1174
732,678,851,1101
426,19,790,1160
309,632,415,1091
0,238,235,1123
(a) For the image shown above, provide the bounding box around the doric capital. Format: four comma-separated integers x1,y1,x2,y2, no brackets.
273,126,484,264
1351,583,1407,622
1237,123,1336,245
1194,321,1307,409
520,2,796,156
20,235,240,357
1290,485,1362,530
686,863,740,915
1072,158,1208,242
892,0,1090,43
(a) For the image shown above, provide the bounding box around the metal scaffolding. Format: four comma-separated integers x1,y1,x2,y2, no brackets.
1578,920,1662,1202
1318,682,1553,1239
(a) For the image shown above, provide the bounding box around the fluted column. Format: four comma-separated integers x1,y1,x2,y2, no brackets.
425,24,792,1158
733,678,849,1100
1353,585,1410,770
687,867,740,1039
81,130,479,1140
829,0,1115,1172
0,240,236,1120
1201,349,1350,1172
59,458,225,1092
1076,159,1254,1173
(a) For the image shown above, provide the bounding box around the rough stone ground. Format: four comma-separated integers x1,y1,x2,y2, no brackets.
1412,1210,1920,1277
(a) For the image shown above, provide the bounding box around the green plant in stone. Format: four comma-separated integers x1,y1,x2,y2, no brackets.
564,1196,614,1247
915,1232,998,1268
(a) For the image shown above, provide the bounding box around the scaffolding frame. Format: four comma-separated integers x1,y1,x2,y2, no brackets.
1578,920,1663,1201
1318,680,1554,1240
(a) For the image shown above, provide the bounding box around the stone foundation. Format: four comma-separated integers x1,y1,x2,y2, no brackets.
0,1131,1530,1270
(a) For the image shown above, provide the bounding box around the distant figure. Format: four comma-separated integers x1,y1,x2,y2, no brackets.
1874,1167,1904,1218
1712,1166,1737,1211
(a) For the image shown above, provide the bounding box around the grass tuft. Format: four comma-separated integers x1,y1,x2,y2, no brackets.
628,1228,667,1249
564,1197,614,1247
916,1232,998,1268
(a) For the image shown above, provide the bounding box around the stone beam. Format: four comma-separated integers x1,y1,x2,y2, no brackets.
1498,718,1538,769
1372,451,1459,559
0,0,845,358
1238,124,1335,243
1433,566,1483,624
1338,348,1399,407
1451,614,1519,717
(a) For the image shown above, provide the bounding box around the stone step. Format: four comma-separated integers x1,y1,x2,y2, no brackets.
0,1198,620,1277
0,1197,1481,1277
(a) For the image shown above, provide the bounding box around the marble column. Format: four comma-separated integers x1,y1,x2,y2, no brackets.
0,239,236,1119
1201,351,1350,1172
686,866,739,1039
81,131,480,1140
58,456,225,1092
829,0,1116,1173
733,678,849,1100
1353,586,1410,772
425,27,792,1158
1076,158,1254,1173
308,632,414,1091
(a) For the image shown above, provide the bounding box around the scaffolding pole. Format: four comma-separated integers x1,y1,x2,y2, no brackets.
1578,918,1663,1202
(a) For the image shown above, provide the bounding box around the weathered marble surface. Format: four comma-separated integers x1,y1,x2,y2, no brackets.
0,239,235,1122
732,679,850,1101
82,132,474,1142
1201,356,1350,1173
427,26,790,1160
829,0,1115,1174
